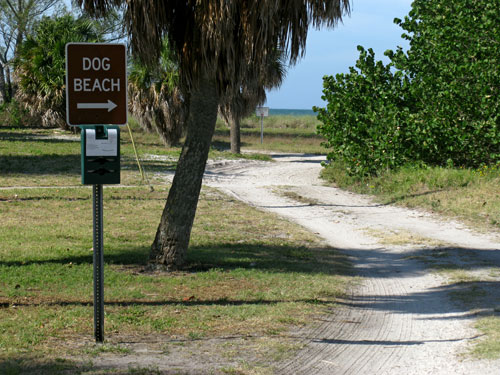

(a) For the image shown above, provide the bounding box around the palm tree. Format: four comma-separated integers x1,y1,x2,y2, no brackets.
15,14,101,129
79,0,350,270
219,48,287,154
128,39,188,145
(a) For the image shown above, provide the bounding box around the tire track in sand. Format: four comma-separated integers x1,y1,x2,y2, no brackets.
203,153,500,375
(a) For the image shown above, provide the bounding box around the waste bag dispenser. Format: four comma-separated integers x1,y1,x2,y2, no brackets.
81,126,120,185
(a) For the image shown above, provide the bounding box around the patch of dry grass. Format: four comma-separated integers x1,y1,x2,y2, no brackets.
0,185,351,373
322,163,500,233
271,186,321,206
363,228,448,247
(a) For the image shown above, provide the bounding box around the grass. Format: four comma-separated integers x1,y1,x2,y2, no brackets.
0,186,350,329
238,114,320,130
272,186,321,206
362,228,448,248
322,161,500,233
0,114,318,188
473,316,500,359
214,114,325,154
0,186,351,372
0,120,352,372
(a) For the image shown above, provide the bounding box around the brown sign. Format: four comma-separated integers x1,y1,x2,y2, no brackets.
66,43,127,126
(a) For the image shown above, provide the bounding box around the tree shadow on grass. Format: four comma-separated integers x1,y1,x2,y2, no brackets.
0,194,169,202
0,356,193,375
0,245,499,336
124,158,177,174
0,154,81,175
0,246,150,268
382,189,445,205
1,244,497,278
0,131,79,142
0,357,92,375
0,154,176,177
186,243,351,276
210,139,252,151
0,243,351,277
0,297,335,309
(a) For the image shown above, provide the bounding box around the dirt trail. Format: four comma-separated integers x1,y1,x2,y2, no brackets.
203,153,500,374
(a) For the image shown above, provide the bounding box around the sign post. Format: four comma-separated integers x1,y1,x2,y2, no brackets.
93,183,104,342
255,107,269,144
66,43,126,343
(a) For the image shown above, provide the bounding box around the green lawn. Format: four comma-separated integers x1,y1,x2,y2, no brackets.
213,114,326,154
0,122,350,374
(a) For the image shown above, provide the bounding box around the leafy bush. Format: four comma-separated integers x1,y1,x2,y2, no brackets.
316,0,500,176
316,46,413,176
0,100,34,127
392,0,500,167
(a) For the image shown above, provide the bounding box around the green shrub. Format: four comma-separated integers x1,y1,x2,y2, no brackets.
0,100,35,127
316,0,500,177
315,46,413,176
391,0,500,167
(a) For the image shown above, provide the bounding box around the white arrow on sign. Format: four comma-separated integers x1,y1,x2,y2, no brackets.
77,100,117,112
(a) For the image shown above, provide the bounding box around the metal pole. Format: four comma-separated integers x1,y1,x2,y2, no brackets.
93,184,104,343
260,115,264,144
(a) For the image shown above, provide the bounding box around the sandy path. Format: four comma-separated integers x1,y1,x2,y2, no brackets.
203,153,500,375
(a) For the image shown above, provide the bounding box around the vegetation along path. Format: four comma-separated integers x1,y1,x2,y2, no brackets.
195,153,500,374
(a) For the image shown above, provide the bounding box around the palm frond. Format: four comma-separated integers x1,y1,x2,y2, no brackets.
78,0,349,94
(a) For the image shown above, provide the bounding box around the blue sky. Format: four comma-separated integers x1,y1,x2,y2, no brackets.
64,0,412,110
265,0,413,110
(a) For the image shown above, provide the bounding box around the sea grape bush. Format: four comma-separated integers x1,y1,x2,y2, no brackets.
393,0,500,167
316,46,413,176
315,0,500,176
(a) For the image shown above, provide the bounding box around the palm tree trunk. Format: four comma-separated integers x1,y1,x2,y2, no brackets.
149,76,219,270
229,114,241,154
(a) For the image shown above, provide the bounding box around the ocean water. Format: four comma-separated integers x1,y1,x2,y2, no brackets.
269,108,317,116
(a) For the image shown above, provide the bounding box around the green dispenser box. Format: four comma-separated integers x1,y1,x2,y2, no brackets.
81,126,120,185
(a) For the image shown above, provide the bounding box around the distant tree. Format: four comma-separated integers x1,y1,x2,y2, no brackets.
79,0,350,270
219,49,287,154
0,0,63,103
128,40,188,146
15,14,101,128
